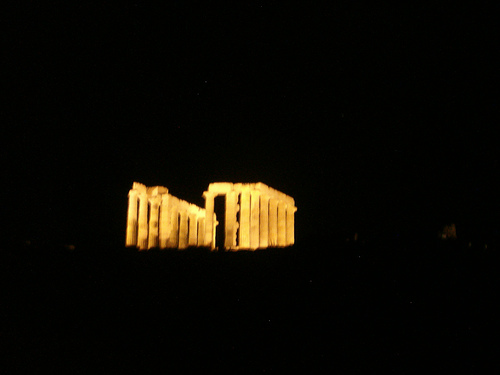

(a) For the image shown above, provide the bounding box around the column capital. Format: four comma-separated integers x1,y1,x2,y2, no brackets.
203,191,218,199
149,195,162,204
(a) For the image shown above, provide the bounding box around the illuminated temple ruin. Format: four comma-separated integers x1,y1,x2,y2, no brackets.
125,182,297,250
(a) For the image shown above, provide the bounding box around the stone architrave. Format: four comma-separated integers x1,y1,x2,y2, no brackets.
277,202,287,247
259,195,269,248
125,189,139,247
239,188,251,249
268,198,278,247
250,190,261,250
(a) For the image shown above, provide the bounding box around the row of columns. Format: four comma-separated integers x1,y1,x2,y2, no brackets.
203,183,297,250
125,182,208,250
126,182,296,251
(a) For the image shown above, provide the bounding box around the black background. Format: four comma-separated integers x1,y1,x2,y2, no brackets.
2,2,498,372
3,2,497,247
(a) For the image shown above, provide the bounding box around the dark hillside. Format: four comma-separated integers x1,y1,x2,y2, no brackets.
1,242,496,373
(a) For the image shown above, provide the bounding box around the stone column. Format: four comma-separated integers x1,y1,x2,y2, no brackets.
225,191,239,250
286,206,297,246
178,210,189,249
167,208,179,248
188,211,198,247
137,193,149,250
268,198,278,247
148,195,161,249
239,188,251,249
203,191,216,248
277,202,287,247
250,190,261,250
125,189,139,247
159,194,171,249
197,217,205,246
212,212,217,250
259,195,270,248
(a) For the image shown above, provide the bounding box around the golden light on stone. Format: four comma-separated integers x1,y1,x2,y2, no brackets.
126,182,297,251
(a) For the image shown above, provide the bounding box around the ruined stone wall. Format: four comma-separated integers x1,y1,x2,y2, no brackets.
126,181,296,251
125,182,208,250
203,182,297,251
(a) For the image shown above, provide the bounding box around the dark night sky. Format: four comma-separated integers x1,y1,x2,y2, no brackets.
3,3,498,248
